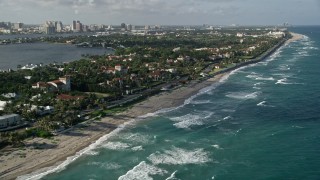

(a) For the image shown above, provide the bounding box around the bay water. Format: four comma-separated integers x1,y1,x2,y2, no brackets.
0,42,109,70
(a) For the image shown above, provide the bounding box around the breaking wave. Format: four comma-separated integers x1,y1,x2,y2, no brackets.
226,91,260,100
118,161,167,180
147,147,211,165
169,111,213,129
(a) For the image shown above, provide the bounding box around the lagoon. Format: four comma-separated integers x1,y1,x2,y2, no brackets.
0,42,112,70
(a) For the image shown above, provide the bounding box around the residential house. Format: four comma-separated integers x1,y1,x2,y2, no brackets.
48,76,71,91
33,76,71,92
32,82,50,91
0,101,10,111
36,106,54,116
114,64,128,74
101,66,116,74
2,93,18,99
166,68,177,74
0,114,22,129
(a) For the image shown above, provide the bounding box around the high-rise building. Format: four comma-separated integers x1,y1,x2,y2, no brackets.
0,22,11,29
121,23,126,29
155,25,161,29
73,20,83,32
72,20,77,31
44,21,56,34
43,21,64,34
82,25,88,32
56,21,63,32
89,24,99,31
126,24,132,31
13,23,23,30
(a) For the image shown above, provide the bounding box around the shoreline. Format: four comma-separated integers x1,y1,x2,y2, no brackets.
0,32,303,180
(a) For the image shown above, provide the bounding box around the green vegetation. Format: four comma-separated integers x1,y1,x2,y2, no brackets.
0,27,288,147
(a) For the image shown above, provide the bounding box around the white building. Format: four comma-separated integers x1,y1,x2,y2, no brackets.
115,65,123,72
2,93,18,99
34,106,54,116
0,114,22,129
0,101,10,111
33,76,71,92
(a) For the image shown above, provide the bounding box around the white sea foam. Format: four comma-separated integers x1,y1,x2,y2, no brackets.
246,74,275,81
173,119,204,129
184,80,223,104
120,133,152,144
254,82,264,86
131,146,144,151
212,144,222,149
221,109,236,113
147,147,211,165
275,78,290,85
253,82,264,90
263,45,284,63
170,111,213,129
302,46,319,50
191,100,212,105
17,119,138,180
296,51,310,57
272,73,291,78
102,141,131,150
84,150,100,156
275,78,303,85
165,171,180,180
246,74,259,79
88,162,122,170
118,161,167,180
257,101,275,107
255,77,275,81
278,64,291,71
257,101,267,107
226,91,260,100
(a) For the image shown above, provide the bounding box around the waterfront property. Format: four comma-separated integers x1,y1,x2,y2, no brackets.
0,114,22,129
32,76,71,92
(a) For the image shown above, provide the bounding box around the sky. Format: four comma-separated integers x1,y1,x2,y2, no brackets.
0,0,319,26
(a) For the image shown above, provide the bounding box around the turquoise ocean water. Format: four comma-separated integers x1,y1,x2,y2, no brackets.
22,26,320,180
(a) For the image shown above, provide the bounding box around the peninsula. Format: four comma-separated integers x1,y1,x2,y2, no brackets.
0,28,303,179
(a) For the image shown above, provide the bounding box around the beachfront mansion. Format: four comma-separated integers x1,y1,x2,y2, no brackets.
32,76,71,92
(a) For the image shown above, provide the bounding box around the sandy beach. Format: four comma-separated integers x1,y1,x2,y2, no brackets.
0,32,303,180
286,32,305,44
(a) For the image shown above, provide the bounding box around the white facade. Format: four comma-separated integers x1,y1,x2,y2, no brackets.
0,114,22,129
0,101,10,111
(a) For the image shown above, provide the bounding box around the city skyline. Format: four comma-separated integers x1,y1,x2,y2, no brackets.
0,0,320,25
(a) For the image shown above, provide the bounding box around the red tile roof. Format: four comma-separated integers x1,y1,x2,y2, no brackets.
57,94,84,100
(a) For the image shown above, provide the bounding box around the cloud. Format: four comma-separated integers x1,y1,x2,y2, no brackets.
0,0,318,25
1,0,230,15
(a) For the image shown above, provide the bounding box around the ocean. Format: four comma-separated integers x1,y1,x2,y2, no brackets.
22,26,320,180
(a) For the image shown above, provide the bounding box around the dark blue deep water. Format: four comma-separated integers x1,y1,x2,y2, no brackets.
21,26,320,180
